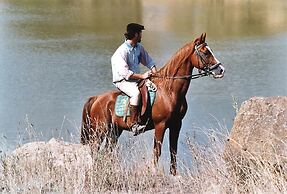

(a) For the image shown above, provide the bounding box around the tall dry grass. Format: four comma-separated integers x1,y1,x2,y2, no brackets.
0,124,286,193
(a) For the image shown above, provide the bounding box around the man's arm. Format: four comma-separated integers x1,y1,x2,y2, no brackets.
111,49,134,82
150,66,157,74
139,45,156,71
129,71,151,80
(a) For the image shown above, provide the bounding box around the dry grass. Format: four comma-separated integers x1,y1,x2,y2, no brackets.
0,126,287,194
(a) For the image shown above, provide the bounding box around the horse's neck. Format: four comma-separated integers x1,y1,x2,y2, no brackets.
155,43,194,97
160,46,192,75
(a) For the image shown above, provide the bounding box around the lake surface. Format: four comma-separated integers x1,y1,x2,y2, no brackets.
0,0,287,155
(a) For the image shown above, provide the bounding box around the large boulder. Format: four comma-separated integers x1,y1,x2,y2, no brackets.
0,138,93,193
224,96,287,186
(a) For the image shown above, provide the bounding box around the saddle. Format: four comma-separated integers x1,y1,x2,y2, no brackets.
115,79,157,117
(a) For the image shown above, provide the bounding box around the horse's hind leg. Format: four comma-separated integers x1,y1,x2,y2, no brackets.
81,117,94,145
105,124,123,151
81,96,97,144
89,129,105,152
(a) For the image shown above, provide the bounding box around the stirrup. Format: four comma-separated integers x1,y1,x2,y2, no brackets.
131,123,146,136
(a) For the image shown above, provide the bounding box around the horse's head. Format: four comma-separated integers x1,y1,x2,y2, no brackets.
191,33,225,79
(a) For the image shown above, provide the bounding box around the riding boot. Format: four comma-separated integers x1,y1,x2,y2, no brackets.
129,105,146,135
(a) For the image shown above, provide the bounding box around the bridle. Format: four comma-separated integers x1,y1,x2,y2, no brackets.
152,42,222,80
195,43,222,76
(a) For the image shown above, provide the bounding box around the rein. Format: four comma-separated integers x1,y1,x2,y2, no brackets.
151,71,211,80
151,42,221,80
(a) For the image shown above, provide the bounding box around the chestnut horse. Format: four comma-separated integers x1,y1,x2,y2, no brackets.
81,33,225,175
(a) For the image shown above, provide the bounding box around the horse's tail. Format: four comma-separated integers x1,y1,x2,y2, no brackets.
81,96,97,145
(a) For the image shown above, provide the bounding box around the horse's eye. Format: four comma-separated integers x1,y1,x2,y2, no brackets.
203,50,209,55
201,47,208,55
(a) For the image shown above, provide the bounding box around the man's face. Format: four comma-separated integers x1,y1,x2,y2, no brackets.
135,32,142,43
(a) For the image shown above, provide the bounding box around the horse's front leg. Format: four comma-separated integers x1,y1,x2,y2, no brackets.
169,120,182,175
153,122,167,167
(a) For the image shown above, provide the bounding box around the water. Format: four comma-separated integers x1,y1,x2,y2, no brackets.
0,0,287,155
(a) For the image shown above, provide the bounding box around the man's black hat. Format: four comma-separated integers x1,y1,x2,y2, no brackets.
126,23,145,33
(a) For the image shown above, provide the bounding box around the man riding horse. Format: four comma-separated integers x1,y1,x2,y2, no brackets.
111,23,157,135
82,30,225,175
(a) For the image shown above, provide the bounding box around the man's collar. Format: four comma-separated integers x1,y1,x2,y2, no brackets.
125,39,138,49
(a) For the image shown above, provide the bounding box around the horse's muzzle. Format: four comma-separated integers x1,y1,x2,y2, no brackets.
211,63,225,79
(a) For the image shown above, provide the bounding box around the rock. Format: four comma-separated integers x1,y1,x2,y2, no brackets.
1,138,93,193
10,138,93,169
224,96,287,186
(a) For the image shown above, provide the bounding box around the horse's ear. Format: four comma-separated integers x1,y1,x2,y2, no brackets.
194,34,202,45
194,33,206,45
201,32,206,42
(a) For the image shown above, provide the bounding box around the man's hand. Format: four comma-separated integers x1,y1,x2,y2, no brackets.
142,70,152,79
129,69,154,80
151,66,157,74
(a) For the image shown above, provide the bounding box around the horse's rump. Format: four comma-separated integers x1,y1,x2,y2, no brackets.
81,95,98,144
81,91,119,144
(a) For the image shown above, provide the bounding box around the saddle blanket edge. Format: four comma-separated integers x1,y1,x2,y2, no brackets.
115,91,156,117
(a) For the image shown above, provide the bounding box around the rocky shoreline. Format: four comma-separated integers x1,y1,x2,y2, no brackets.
1,96,286,193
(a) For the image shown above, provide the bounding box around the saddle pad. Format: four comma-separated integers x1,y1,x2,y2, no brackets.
115,91,156,117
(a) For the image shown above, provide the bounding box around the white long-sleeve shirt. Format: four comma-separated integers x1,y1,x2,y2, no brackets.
111,40,155,83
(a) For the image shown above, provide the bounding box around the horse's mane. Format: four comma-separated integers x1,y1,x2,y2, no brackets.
158,41,195,77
